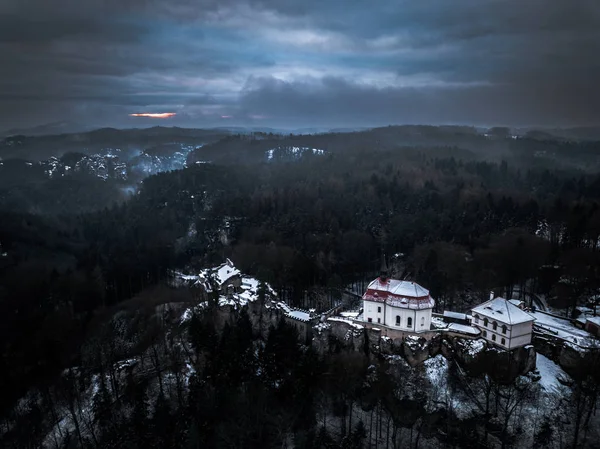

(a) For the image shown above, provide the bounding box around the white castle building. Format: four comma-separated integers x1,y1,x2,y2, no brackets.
471,296,535,349
362,275,435,332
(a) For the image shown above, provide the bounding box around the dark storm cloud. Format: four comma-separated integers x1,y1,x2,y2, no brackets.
0,14,149,44
1,0,599,129
240,76,600,128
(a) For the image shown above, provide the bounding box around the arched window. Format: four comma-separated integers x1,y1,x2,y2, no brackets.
474,314,479,324
483,330,487,337
484,318,489,327
492,334,496,342
502,325,507,334
407,317,413,328
421,316,425,327
396,315,401,326
493,321,498,331
501,338,506,345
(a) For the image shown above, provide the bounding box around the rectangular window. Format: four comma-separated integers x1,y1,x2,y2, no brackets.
396,316,400,325
368,318,372,323
377,318,381,323
377,306,381,313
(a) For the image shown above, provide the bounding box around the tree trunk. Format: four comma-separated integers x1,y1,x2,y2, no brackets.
152,345,164,395
340,401,346,439
573,410,582,449
379,402,383,438
369,408,374,449
414,421,422,449
386,415,391,449
348,400,353,438
67,401,85,449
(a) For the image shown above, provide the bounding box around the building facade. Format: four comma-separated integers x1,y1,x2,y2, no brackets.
584,316,600,337
471,297,535,349
362,277,435,333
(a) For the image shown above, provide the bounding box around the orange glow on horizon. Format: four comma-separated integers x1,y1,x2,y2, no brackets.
129,112,177,118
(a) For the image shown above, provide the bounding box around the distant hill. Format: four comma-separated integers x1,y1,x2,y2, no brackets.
1,121,92,137
0,127,230,161
510,127,600,141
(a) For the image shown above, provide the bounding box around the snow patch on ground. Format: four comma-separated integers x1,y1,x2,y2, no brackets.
464,338,486,357
424,355,448,387
314,322,331,334
266,146,325,161
535,354,570,393
327,316,364,330
431,316,447,329
180,302,209,323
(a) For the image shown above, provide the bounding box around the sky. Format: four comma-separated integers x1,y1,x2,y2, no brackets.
1,0,599,130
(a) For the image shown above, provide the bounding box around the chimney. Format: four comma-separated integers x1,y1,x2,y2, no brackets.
490,291,494,301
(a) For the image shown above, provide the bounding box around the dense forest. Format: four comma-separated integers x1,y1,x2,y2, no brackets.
2,126,600,447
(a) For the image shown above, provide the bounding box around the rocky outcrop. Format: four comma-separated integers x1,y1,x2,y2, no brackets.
194,296,541,379
452,338,487,368
449,338,537,381
558,342,588,372
403,336,435,366
247,299,283,339
533,334,597,374
311,320,366,354
311,319,538,379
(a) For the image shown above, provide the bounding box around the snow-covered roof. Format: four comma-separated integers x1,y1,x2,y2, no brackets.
241,277,259,290
447,323,480,335
585,316,600,327
367,278,429,297
471,297,535,325
195,259,242,290
508,299,524,307
443,311,468,320
288,310,311,321
277,302,315,322
363,277,434,310
213,259,241,286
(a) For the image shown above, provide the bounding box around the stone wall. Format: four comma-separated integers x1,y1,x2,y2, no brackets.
362,321,440,341
313,318,537,379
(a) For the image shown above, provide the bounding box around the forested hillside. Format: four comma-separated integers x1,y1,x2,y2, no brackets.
2,127,600,447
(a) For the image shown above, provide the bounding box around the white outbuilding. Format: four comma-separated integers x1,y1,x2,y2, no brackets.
471,296,535,349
